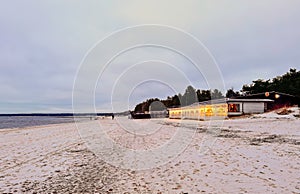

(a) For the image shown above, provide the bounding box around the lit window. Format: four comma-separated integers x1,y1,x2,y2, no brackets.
228,104,240,112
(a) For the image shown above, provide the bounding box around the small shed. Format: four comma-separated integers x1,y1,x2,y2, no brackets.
227,99,273,116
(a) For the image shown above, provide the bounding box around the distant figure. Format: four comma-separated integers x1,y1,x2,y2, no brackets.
112,113,114,120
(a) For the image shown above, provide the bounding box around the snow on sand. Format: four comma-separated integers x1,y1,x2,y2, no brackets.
0,108,299,193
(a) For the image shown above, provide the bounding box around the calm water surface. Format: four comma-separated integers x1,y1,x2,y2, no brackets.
0,116,80,130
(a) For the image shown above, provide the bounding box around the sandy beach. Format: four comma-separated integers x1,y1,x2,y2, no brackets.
0,109,299,193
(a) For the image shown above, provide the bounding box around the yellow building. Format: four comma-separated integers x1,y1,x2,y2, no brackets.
169,99,227,120
168,98,273,120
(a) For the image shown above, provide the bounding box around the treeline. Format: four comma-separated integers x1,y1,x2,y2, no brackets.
241,68,300,96
134,86,224,113
134,68,300,113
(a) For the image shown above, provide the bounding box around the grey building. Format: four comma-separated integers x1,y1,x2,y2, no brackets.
227,99,274,116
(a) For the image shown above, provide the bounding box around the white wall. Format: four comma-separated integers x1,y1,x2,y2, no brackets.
243,102,264,113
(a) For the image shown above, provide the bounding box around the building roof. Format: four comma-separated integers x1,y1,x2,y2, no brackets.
236,91,296,98
193,98,227,105
227,98,274,102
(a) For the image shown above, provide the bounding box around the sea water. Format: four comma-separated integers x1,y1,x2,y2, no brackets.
0,116,78,130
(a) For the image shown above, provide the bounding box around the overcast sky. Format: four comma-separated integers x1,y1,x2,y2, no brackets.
1,0,300,113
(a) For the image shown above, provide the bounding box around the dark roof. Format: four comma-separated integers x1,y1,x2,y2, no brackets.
227,99,273,103
236,91,296,98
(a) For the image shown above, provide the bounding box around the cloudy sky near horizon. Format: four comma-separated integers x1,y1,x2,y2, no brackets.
1,0,300,113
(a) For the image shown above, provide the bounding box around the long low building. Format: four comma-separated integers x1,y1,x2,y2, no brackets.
168,98,273,120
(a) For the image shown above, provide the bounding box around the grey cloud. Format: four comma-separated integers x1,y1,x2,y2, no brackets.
1,0,300,112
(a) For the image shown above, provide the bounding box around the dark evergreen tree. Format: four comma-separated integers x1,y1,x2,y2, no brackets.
241,68,299,97
181,85,198,106
226,88,240,98
197,89,211,102
211,89,224,99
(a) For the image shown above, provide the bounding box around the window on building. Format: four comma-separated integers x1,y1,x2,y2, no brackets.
228,104,240,112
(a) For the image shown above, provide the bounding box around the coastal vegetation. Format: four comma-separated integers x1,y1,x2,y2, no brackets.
134,68,299,113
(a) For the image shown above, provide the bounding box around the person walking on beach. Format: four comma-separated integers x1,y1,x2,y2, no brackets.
112,113,114,120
